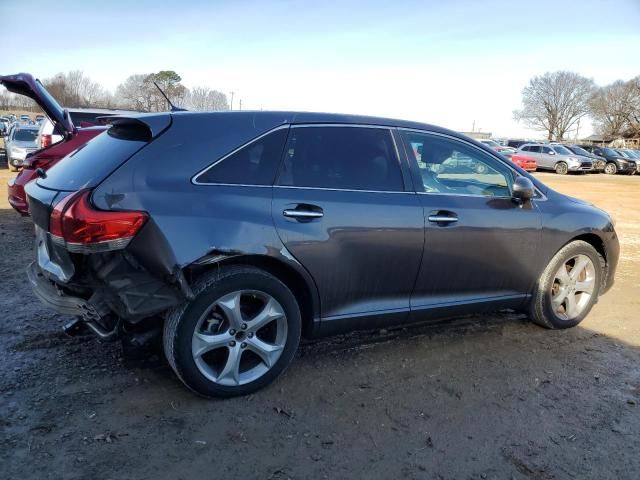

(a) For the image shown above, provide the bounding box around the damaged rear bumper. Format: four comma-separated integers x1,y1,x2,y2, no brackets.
27,261,118,339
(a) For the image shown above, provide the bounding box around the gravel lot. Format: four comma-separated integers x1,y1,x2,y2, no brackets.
1,142,639,479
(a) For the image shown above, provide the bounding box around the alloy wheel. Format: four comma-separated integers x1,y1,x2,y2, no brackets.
604,163,617,175
550,254,596,321
191,290,288,386
555,162,568,175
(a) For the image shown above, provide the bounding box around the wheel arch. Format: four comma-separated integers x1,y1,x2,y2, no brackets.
185,254,320,338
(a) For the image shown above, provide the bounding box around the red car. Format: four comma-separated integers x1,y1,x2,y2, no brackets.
1,73,110,215
510,153,537,172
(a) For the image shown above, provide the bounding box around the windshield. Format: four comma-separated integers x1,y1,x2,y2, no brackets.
482,140,499,147
14,129,38,142
569,146,590,156
551,145,572,155
602,148,619,156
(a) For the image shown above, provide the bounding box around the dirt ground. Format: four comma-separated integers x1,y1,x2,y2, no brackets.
1,142,639,479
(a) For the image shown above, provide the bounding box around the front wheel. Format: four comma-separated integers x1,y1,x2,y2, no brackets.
163,266,301,398
604,162,617,175
554,162,568,175
530,240,602,329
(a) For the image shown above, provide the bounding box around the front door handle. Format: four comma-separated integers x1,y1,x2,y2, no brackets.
427,215,458,223
283,209,324,219
428,211,458,224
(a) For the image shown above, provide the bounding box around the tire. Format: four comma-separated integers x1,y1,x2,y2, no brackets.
163,266,302,398
8,163,18,172
529,240,603,329
604,162,617,175
554,162,568,175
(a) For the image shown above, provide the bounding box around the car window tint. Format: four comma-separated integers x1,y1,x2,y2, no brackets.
542,146,553,154
278,126,404,192
402,132,512,197
196,128,288,185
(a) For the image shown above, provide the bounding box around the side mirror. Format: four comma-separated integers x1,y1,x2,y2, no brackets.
512,176,535,202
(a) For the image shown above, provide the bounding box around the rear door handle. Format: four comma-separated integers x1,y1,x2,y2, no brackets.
283,209,324,219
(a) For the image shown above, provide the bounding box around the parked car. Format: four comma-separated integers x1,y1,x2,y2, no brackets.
509,153,537,171
0,73,110,215
507,139,528,149
4,124,39,171
518,143,593,174
564,145,605,173
37,108,136,149
35,114,45,123
24,110,619,397
577,145,636,175
0,117,9,136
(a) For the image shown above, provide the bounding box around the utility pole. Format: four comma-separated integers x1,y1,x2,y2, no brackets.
229,91,235,111
239,99,242,111
472,120,476,133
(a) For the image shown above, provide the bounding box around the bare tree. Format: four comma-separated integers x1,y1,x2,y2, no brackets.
42,71,106,108
186,86,229,111
589,79,640,137
514,71,595,141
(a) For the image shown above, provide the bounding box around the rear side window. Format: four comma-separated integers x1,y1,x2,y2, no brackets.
521,146,531,151
277,126,404,192
195,128,288,185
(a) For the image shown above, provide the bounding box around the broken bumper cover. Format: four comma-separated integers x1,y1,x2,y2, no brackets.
27,261,118,339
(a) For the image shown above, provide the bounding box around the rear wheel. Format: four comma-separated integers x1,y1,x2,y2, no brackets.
554,162,568,175
604,162,617,175
530,240,602,329
8,162,18,172
163,266,301,397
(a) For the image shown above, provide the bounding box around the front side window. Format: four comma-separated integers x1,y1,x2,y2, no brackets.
542,146,553,154
402,131,512,197
277,126,404,191
195,128,288,185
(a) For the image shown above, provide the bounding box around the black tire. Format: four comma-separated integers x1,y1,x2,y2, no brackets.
604,162,617,175
529,240,602,329
554,162,568,175
163,266,302,398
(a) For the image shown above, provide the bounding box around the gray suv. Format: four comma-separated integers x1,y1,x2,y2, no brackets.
24,111,619,397
519,143,593,174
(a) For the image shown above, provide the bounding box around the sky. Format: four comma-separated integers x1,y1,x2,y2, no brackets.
1,0,639,138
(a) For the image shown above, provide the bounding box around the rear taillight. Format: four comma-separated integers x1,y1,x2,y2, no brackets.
50,190,148,253
41,134,52,148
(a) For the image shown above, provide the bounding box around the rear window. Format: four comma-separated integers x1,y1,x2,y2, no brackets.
37,131,147,191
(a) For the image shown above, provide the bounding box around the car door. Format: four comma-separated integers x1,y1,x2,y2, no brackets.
398,130,542,319
271,125,424,333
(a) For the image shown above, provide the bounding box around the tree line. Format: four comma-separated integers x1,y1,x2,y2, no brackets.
0,70,230,113
514,71,640,141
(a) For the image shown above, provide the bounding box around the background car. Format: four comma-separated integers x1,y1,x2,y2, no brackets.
4,124,39,171
0,117,9,136
578,145,636,175
509,153,537,171
0,73,115,215
37,107,137,149
564,145,605,172
518,143,593,174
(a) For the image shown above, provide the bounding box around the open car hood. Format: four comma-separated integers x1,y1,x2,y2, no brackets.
0,73,75,135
